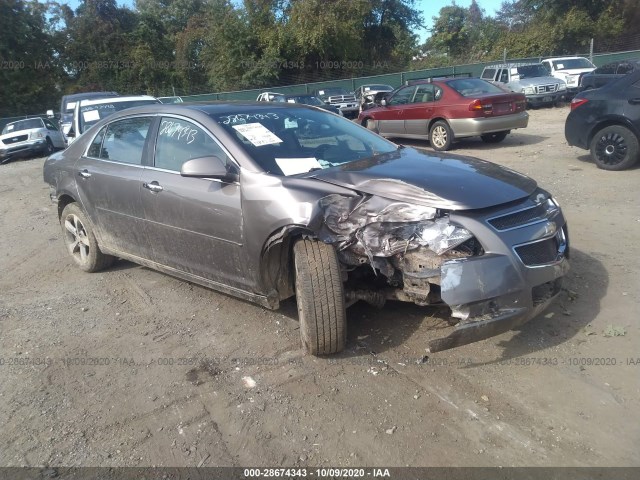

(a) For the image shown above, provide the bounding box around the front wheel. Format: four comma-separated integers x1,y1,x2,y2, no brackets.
45,138,55,155
481,131,508,143
293,239,346,355
61,203,115,272
429,120,453,151
590,125,639,171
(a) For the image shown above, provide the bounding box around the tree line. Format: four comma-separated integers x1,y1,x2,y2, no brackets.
1,0,638,117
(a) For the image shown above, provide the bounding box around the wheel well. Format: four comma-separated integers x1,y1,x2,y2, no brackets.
361,117,371,127
57,194,76,219
260,226,315,302
588,119,640,146
428,117,448,133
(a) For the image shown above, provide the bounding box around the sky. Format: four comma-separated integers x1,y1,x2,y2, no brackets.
62,0,506,43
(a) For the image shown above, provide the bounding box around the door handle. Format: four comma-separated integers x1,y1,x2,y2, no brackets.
628,98,640,105
78,169,91,178
143,181,163,193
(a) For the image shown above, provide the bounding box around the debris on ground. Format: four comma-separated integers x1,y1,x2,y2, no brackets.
603,325,626,337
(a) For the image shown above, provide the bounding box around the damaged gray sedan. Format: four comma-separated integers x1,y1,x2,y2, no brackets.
43,103,569,355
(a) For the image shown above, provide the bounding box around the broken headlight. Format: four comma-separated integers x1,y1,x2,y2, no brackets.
419,218,473,255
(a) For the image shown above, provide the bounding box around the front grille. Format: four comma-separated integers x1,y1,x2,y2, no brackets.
328,95,356,103
488,203,549,230
2,134,28,144
515,235,560,266
536,84,557,94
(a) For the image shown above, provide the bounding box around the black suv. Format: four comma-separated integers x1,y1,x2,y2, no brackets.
566,69,640,170
580,59,640,91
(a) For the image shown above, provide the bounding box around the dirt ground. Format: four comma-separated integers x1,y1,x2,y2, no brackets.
1,106,639,468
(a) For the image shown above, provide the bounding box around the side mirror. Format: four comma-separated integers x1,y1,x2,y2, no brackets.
381,99,388,107
181,155,236,181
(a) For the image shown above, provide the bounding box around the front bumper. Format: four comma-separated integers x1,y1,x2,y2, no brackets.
449,111,529,138
427,195,569,352
0,139,47,162
526,92,564,105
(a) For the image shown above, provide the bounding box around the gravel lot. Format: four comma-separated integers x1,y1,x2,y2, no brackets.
1,106,639,468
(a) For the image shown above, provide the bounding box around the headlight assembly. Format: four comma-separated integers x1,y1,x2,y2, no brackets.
420,218,474,255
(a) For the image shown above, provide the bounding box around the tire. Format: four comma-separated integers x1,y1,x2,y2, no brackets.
60,203,115,272
429,120,453,151
45,138,54,155
293,239,346,355
481,131,508,143
590,125,639,171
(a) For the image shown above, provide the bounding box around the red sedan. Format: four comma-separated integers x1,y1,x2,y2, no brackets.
357,77,529,151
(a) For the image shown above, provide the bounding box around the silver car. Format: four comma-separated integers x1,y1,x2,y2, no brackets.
43,103,569,355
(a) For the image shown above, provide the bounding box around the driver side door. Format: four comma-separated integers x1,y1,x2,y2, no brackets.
375,85,415,136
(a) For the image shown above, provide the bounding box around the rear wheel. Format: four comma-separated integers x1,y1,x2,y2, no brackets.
294,239,346,355
481,131,509,143
61,203,115,272
590,125,639,171
429,120,453,151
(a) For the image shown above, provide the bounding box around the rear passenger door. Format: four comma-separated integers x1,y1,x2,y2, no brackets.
74,116,154,258
140,116,246,288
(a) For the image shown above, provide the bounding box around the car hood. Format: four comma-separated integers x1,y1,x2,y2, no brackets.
517,76,564,86
557,68,593,75
309,147,537,210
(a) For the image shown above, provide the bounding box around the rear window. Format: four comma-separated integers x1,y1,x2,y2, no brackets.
79,100,159,133
446,78,505,97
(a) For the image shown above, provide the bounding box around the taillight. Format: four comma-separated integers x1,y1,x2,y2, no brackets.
469,99,492,113
571,98,589,110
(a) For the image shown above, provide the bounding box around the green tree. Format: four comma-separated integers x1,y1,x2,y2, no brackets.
0,0,60,116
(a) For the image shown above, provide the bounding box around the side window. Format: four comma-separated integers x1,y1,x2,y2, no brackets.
155,117,229,172
413,84,435,103
389,86,415,105
616,63,632,75
499,69,509,83
597,63,616,74
44,119,58,130
481,68,495,80
99,117,152,165
87,126,106,158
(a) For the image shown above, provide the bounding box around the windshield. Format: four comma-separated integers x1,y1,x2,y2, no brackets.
211,107,397,176
447,78,505,97
79,100,158,133
2,118,43,134
552,58,594,70
517,64,549,78
362,85,393,91
318,88,350,96
286,96,324,106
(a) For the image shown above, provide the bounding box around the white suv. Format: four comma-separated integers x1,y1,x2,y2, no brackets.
541,57,595,95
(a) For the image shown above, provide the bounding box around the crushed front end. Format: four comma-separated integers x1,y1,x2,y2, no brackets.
317,189,569,352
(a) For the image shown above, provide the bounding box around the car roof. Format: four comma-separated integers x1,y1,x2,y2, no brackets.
62,92,119,101
96,101,317,118
79,95,158,106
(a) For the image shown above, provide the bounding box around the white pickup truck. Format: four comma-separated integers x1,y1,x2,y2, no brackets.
541,57,595,95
